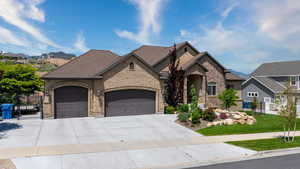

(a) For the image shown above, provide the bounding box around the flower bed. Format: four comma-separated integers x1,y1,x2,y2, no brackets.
208,109,257,127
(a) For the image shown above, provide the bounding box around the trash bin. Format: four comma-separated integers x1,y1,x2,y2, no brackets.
1,104,14,119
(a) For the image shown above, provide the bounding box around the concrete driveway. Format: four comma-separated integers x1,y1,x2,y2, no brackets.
0,115,256,169
0,115,199,148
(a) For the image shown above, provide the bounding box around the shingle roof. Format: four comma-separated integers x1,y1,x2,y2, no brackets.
253,76,286,93
181,52,208,71
42,50,120,79
226,72,245,81
252,60,300,76
133,45,171,66
132,41,190,66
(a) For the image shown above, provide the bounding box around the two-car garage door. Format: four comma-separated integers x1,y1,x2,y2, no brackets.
54,87,155,118
105,90,156,117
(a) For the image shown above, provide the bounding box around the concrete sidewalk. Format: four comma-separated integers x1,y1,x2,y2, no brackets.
0,131,297,159
11,144,256,169
190,131,300,144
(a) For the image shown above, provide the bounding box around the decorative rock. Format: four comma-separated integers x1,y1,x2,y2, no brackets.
232,114,242,120
207,122,213,127
224,119,234,125
205,109,257,127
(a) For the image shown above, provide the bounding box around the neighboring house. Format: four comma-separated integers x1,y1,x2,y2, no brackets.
242,60,300,112
42,42,243,119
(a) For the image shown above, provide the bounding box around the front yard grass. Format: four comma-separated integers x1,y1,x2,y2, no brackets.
227,136,300,151
198,113,300,136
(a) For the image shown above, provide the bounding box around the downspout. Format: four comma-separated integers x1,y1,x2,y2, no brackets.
41,80,45,119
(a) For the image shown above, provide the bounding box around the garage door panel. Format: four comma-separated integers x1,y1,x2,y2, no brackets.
105,90,155,117
54,86,88,119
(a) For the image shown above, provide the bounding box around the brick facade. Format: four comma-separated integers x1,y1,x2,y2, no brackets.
43,56,164,118
43,43,241,118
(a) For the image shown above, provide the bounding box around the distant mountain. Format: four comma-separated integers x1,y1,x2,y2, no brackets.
40,52,76,59
1,52,29,58
229,70,249,79
1,51,76,59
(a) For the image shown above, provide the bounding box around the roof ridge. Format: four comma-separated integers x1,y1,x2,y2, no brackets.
42,50,93,78
262,60,300,64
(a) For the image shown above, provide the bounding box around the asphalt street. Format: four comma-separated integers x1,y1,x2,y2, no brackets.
185,153,300,169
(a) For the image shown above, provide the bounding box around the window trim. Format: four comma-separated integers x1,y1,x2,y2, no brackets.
207,82,217,96
247,92,259,98
264,97,271,103
129,62,135,71
290,76,297,86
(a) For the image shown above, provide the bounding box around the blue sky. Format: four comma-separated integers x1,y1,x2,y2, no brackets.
0,0,299,73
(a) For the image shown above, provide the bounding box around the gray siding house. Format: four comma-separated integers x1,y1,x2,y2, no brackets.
242,60,300,104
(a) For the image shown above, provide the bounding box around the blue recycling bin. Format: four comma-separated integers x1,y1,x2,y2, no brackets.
1,104,14,119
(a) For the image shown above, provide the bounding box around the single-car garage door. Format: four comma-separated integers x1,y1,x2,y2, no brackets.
54,86,88,118
105,89,155,117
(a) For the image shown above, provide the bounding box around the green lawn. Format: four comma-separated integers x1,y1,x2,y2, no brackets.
198,113,300,136
227,136,300,151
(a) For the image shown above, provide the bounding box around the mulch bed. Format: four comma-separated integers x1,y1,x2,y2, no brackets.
176,119,209,131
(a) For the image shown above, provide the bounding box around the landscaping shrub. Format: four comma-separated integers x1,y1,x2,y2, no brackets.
203,108,217,122
190,109,202,124
177,104,189,113
219,113,228,119
177,112,190,122
165,106,176,114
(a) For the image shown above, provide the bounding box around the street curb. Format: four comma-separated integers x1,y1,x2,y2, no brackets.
159,147,300,169
256,147,300,157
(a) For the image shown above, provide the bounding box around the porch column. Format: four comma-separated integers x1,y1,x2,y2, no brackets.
183,76,188,104
202,75,207,105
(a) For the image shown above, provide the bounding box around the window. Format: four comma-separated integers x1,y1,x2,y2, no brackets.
264,97,271,103
247,92,258,97
129,62,135,70
226,84,234,89
184,47,188,52
290,76,297,86
208,82,217,96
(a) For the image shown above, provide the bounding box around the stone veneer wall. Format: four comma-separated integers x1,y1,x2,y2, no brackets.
198,55,226,107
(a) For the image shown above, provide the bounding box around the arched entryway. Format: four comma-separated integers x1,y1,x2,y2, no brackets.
54,86,88,118
187,75,205,104
105,89,156,117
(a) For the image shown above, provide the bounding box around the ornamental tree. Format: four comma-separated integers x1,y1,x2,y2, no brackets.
218,88,238,110
164,44,184,107
279,83,297,143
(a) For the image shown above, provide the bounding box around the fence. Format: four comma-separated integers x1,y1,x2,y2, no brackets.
243,101,265,113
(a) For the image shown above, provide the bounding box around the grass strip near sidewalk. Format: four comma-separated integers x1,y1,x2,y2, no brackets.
227,136,300,151
198,113,300,136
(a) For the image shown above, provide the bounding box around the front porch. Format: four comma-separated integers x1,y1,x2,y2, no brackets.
183,72,207,107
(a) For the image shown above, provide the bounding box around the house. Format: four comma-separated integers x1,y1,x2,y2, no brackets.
242,60,300,111
42,42,243,119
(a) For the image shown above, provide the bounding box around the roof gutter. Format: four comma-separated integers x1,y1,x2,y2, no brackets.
42,76,103,80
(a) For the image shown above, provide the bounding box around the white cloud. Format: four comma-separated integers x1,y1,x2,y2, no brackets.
251,0,300,52
0,26,28,46
221,2,238,21
74,31,89,52
178,0,300,73
0,0,61,49
116,0,167,44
